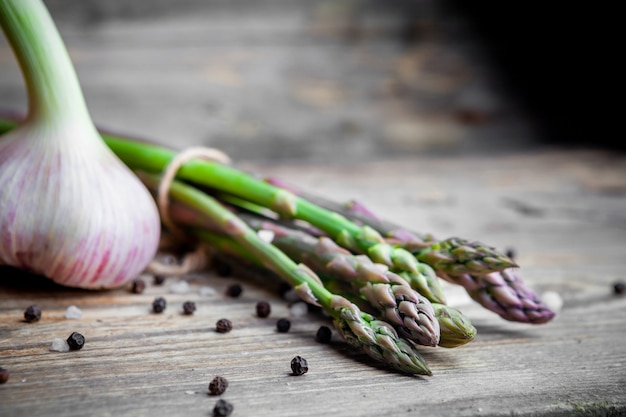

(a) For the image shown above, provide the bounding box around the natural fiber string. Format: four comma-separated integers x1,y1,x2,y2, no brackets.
146,146,232,276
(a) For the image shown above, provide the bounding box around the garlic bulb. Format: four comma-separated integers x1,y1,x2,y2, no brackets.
0,0,160,288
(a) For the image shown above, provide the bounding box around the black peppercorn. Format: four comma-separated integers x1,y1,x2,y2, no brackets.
23,304,42,323
0,367,9,384
152,297,167,313
213,399,234,417
226,283,243,298
66,332,85,350
153,275,166,285
290,356,308,376
208,375,229,395
614,281,626,295
182,301,196,315
276,318,291,333
131,279,146,294
505,247,516,261
216,318,233,333
255,301,271,318
315,325,332,343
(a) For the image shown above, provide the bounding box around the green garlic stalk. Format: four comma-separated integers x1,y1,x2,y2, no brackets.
139,173,432,375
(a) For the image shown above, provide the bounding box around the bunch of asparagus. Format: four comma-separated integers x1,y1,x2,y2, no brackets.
0,117,555,375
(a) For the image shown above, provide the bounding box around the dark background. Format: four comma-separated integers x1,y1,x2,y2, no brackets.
1,0,620,160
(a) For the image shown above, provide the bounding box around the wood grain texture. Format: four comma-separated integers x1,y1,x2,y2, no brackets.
1,2,625,415
1,150,626,417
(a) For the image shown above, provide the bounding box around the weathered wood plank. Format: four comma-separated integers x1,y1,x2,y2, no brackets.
1,150,626,417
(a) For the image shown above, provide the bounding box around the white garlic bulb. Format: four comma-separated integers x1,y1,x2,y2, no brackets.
0,0,161,288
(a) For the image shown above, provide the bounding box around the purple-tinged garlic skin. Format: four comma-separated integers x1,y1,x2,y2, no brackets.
0,121,161,289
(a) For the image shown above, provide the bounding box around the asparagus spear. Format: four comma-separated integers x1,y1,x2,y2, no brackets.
139,172,432,375
432,303,477,348
201,223,476,349
263,179,555,324
344,202,555,324
238,214,477,348
264,178,516,275
323,278,476,349
237,214,440,347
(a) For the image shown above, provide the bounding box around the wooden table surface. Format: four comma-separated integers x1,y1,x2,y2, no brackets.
1,151,626,417
1,2,626,416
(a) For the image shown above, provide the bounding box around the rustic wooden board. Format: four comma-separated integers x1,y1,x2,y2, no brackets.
1,2,625,415
1,151,626,417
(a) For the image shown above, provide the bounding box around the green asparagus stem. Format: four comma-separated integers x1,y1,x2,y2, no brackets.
236,213,440,347
201,226,475,349
410,237,517,276
138,172,432,375
264,178,516,275
217,193,448,306
263,178,556,324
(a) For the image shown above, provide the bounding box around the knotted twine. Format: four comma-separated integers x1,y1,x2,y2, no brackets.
146,146,232,276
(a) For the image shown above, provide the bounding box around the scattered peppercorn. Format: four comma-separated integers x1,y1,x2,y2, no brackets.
256,301,271,318
290,356,309,376
276,318,291,333
131,278,146,294
213,399,234,417
613,281,626,295
182,301,196,315
226,283,243,298
0,367,9,384
153,275,166,285
66,332,85,350
23,304,42,323
152,297,167,313
215,318,233,333
505,248,516,261
208,375,229,395
315,325,332,343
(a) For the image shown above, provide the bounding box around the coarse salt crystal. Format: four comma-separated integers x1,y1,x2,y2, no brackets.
541,291,564,313
65,305,83,320
257,229,275,243
49,338,69,352
198,286,217,296
169,280,191,294
289,301,308,317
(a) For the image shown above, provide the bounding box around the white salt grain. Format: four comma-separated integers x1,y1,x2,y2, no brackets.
65,305,83,320
289,301,308,317
169,280,191,294
257,229,275,243
198,286,217,296
541,291,564,313
49,338,69,352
